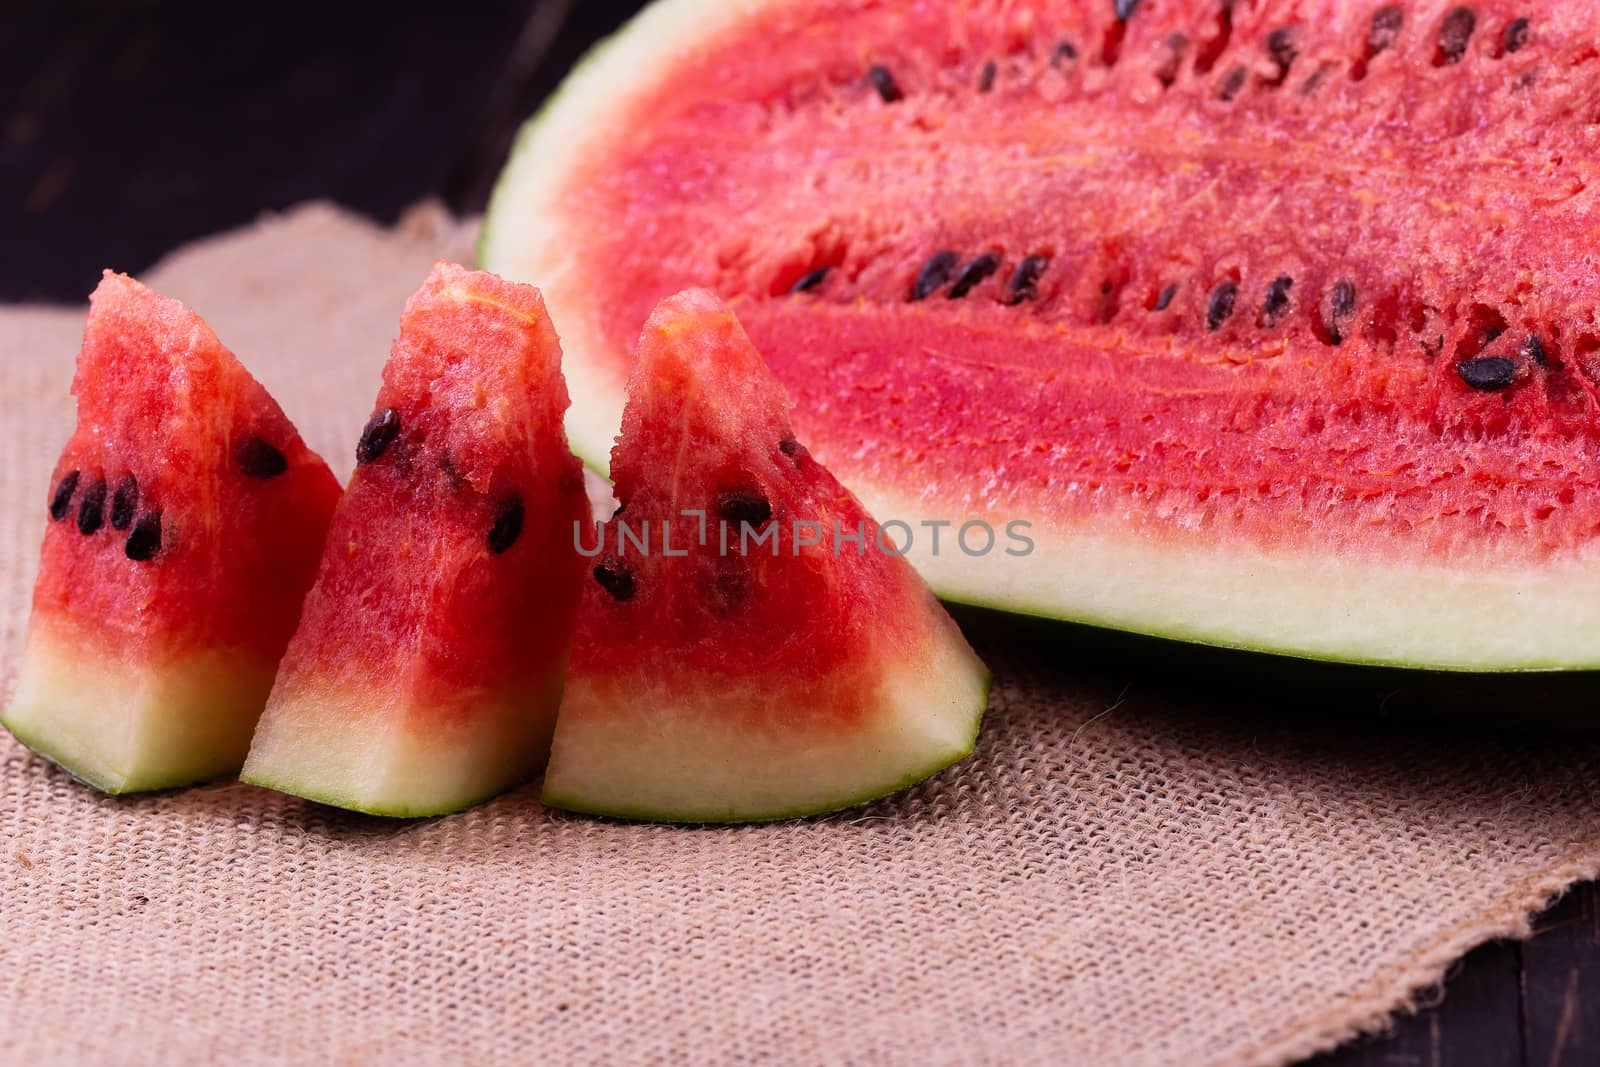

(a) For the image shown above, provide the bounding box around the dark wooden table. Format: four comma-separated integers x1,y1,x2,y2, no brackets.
6,4,1596,1063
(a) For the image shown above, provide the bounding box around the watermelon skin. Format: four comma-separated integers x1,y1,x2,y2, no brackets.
5,629,279,794
3,273,341,792
541,290,989,823
240,262,588,818
484,0,1600,671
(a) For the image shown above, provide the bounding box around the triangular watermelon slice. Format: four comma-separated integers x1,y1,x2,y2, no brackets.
240,262,588,817
3,273,342,793
542,289,989,823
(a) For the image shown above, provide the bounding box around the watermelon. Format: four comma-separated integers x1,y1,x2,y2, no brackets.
240,262,588,817
483,0,1600,671
542,289,988,823
3,273,341,793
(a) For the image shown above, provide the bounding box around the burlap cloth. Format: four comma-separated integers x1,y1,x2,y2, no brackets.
3,204,1598,1067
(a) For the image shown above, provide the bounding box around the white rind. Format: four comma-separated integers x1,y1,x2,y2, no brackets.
542,621,989,822
2,620,273,793
240,672,565,817
482,0,1600,671
854,481,1600,672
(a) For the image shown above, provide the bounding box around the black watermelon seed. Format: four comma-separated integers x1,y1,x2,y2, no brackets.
948,253,1002,299
1218,65,1247,101
1003,255,1050,305
487,496,524,555
1051,41,1078,67
978,60,997,91
125,512,162,561
779,436,801,457
1503,17,1529,54
1261,276,1294,324
1266,28,1298,74
48,469,80,521
77,478,107,535
1330,279,1357,318
1114,0,1141,20
1321,280,1357,344
716,488,773,527
791,267,830,293
1158,33,1196,85
239,437,288,479
1155,34,1187,87
1154,283,1179,311
1458,356,1517,390
1300,64,1332,95
1524,335,1547,366
1206,281,1239,331
110,475,138,531
867,65,902,103
1370,6,1405,54
356,407,400,464
911,250,959,300
1438,7,1476,64
593,556,636,601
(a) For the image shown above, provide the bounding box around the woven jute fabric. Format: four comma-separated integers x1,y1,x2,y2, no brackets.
2,204,1599,1067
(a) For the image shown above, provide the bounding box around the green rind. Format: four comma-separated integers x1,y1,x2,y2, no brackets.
940,589,1600,674
2,630,273,795
0,712,232,796
543,615,990,824
960,606,1600,730
540,672,990,824
241,672,566,819
236,766,528,819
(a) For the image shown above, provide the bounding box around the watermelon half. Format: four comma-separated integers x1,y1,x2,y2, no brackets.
483,0,1600,670
542,289,988,823
240,262,588,817
3,274,341,792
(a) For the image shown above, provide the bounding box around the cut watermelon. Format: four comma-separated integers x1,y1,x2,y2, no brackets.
240,262,588,817
542,289,988,823
3,273,340,792
484,0,1600,670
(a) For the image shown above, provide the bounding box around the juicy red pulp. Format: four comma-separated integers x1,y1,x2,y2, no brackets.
32,273,338,660
574,291,933,686
270,264,587,714
559,0,1600,564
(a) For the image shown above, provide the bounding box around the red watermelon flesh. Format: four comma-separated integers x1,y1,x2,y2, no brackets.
241,262,588,817
3,273,340,792
484,0,1600,670
542,289,988,823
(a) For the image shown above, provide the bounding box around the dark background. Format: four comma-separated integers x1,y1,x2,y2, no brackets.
3,0,624,302
4,3,1596,1064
